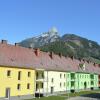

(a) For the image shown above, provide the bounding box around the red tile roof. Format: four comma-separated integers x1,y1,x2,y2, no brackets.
0,42,100,74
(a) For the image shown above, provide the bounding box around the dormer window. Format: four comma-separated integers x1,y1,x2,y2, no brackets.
58,53,62,58
87,60,89,63
79,63,86,70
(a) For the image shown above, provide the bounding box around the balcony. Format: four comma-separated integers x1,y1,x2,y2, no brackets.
91,81,94,86
71,81,75,89
90,74,94,80
71,73,75,81
36,78,44,82
36,82,44,94
36,71,44,82
35,89,44,93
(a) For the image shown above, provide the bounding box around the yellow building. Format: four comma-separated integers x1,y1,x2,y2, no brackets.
0,67,35,100
0,40,36,100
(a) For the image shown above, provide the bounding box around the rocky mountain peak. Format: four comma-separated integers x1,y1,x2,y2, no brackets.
49,27,58,33
19,27,60,48
41,27,59,38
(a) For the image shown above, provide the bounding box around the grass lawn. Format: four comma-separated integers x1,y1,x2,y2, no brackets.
26,96,65,100
62,90,100,97
25,90,100,100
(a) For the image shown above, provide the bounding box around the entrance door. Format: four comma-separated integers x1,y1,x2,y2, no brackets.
5,88,10,99
51,87,54,94
84,82,87,89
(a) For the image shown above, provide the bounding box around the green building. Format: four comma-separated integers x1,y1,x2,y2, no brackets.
66,60,99,93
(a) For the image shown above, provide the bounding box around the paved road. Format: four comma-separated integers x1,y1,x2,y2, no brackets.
68,93,100,100
68,97,99,100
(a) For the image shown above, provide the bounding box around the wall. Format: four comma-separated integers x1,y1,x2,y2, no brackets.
44,71,66,94
66,72,99,92
0,66,35,98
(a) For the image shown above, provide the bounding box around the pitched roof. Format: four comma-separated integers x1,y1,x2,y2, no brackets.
0,42,100,74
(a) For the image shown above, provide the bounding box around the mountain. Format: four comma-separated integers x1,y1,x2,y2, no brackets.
19,27,60,48
19,28,100,63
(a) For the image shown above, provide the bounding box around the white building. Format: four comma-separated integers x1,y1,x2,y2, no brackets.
35,70,67,97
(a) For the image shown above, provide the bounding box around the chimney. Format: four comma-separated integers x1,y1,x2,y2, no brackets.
1,40,7,44
93,63,96,66
49,52,53,59
58,53,62,58
70,56,74,60
83,59,85,62
98,64,100,67
78,58,82,62
87,60,90,64
15,43,19,46
34,48,40,56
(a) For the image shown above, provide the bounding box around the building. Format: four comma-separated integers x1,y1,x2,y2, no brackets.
0,40,100,100
0,40,36,100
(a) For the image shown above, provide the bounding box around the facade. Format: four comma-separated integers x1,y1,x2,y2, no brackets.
66,72,98,93
0,66,35,100
43,71,66,95
35,70,66,96
0,40,100,99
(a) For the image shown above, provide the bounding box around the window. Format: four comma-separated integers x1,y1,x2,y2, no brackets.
7,70,11,77
41,83,43,88
60,82,62,87
28,72,31,77
67,82,69,86
27,83,30,89
67,74,69,78
18,71,21,80
36,72,39,77
36,72,38,79
42,73,44,78
17,84,21,90
51,78,54,83
91,81,94,85
60,74,62,78
81,82,83,85
64,74,66,78
64,82,65,87
88,82,89,85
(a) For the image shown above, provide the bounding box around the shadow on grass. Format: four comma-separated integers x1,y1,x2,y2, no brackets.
80,93,100,99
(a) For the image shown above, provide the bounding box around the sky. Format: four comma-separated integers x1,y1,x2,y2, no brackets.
0,0,100,44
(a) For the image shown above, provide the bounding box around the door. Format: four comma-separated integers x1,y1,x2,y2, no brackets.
51,87,54,94
84,82,87,89
5,88,10,99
